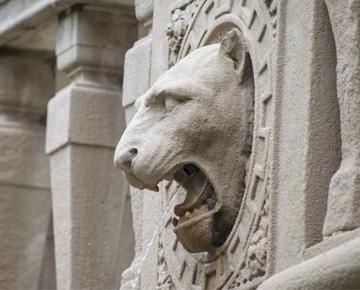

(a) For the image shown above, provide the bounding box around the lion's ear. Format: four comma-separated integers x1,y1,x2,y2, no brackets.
219,28,248,77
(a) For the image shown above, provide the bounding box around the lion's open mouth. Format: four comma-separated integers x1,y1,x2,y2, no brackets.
129,162,233,252
168,164,227,251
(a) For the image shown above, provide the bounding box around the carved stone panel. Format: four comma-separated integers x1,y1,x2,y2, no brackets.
115,1,277,289
155,1,276,289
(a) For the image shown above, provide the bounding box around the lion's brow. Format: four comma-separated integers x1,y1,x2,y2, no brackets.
150,86,194,101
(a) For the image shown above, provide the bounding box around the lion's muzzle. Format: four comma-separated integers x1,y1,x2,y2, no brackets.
114,146,138,174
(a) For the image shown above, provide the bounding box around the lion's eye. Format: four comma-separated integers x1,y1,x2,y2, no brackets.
164,97,186,111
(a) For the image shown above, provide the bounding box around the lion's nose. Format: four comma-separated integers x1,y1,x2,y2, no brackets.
114,148,138,172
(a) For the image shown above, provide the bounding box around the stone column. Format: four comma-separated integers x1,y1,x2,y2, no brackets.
0,49,53,289
46,6,136,290
120,1,153,289
323,0,360,237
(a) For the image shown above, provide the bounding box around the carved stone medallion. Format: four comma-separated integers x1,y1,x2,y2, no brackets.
159,0,277,289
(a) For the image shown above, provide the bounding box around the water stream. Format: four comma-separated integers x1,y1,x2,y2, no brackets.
130,183,181,289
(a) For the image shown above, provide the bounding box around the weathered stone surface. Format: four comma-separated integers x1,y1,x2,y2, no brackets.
38,219,57,290
50,144,126,290
115,30,253,253
272,0,341,272
121,35,153,283
118,0,274,288
116,191,135,284
56,7,136,73
116,0,360,289
46,5,136,290
122,36,152,108
0,50,53,289
135,0,153,21
1,0,360,289
120,34,154,290
46,84,123,153
0,186,51,289
323,0,360,238
258,237,360,290
0,49,54,115
0,0,135,46
150,0,172,84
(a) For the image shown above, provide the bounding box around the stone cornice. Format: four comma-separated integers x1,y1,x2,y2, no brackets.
0,0,135,46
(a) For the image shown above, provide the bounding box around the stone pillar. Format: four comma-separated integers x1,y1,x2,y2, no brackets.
120,1,153,289
0,49,53,289
46,6,136,290
120,36,152,290
323,0,360,237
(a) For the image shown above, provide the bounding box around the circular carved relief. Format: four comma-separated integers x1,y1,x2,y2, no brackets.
158,0,277,289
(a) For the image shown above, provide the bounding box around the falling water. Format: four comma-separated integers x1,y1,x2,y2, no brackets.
129,183,182,289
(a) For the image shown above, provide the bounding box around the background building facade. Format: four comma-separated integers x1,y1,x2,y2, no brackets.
0,0,360,290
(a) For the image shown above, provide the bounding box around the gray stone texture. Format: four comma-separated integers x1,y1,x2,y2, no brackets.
134,0,153,21
323,0,360,237
46,5,136,290
1,0,360,289
117,0,360,289
0,49,53,289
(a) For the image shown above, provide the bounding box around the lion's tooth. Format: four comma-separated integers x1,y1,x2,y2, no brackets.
184,211,191,220
207,198,216,210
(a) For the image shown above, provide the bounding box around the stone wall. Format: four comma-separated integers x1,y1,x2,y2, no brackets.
0,0,359,289
118,0,360,289
0,1,137,289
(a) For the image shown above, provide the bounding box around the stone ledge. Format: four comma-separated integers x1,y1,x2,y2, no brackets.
305,228,360,259
0,0,135,46
258,236,360,290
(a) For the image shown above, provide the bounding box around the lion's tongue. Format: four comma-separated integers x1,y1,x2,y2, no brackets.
174,168,208,217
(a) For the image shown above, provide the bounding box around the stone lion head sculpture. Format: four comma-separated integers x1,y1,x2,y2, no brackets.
115,29,254,253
